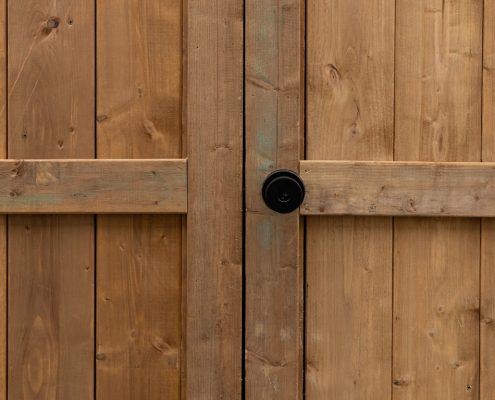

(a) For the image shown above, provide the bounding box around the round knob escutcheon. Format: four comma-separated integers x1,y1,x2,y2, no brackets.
262,170,305,214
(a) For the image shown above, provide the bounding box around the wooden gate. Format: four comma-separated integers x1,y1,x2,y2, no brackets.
0,0,242,399
246,0,495,399
1,0,495,399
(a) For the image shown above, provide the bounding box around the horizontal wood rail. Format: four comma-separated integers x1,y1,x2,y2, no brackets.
301,161,495,217
0,159,187,214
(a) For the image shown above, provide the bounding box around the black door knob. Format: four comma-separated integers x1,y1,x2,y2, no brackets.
262,170,305,214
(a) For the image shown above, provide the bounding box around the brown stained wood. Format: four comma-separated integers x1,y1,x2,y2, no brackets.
482,2,495,398
186,0,243,398
395,0,482,163
483,0,495,163
394,1,482,398
96,0,182,399
301,161,495,217
0,0,5,397
97,1,181,159
245,0,304,398
0,159,187,214
8,2,95,159
0,216,4,400
306,0,394,398
481,220,495,400
307,1,394,162
8,216,94,399
96,216,181,399
305,217,392,399
7,0,95,398
393,218,480,399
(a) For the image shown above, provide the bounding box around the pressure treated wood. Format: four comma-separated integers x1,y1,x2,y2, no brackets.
481,2,495,398
245,0,304,398
302,161,495,217
481,220,495,400
306,1,394,398
394,1,482,398
393,218,480,399
0,159,186,214
0,217,4,400
8,0,95,398
96,0,182,398
186,0,243,397
0,0,5,397
9,216,94,399
96,216,181,399
483,0,495,162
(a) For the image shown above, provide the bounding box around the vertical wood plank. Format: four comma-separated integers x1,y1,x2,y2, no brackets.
8,217,94,399
96,0,182,398
483,0,495,162
186,0,243,397
482,1,495,398
393,218,480,399
245,0,304,398
481,219,495,400
0,213,4,400
7,0,95,397
394,0,482,398
0,0,5,397
395,0,482,163
96,217,181,399
305,0,394,398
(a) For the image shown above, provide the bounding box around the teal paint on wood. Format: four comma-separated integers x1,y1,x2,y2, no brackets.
258,219,273,251
245,0,304,398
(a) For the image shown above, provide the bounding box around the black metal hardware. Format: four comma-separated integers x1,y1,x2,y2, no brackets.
262,170,305,214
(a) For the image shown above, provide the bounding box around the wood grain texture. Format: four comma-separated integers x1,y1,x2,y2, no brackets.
393,218,480,399
96,0,182,398
186,0,243,397
96,0,181,159
483,0,495,162
395,0,482,163
302,160,495,217
481,220,495,400
306,217,392,399
0,0,5,397
0,216,4,400
7,0,95,398
245,0,304,398
96,216,181,399
0,159,186,214
482,2,495,398
394,0,482,398
8,216,94,399
8,1,95,159
307,0,394,162
306,0,394,398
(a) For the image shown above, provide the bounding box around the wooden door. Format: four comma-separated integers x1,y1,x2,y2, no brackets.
4,1,495,399
246,1,495,399
0,0,242,399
